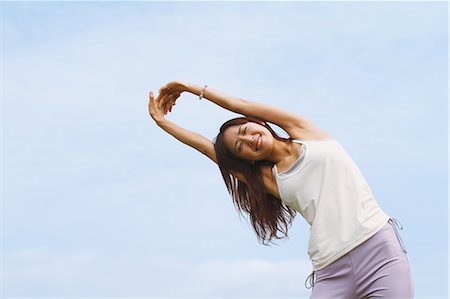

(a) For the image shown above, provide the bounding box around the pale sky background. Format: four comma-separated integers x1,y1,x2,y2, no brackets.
2,1,448,298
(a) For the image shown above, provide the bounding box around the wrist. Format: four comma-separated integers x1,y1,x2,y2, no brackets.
185,82,201,96
180,81,191,93
155,117,167,127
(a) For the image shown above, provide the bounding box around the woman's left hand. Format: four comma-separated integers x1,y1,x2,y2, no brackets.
157,81,189,114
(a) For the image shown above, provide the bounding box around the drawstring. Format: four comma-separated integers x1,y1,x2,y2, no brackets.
388,218,408,254
305,270,315,289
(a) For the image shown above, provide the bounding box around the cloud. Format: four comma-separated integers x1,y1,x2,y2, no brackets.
4,247,312,297
186,258,312,297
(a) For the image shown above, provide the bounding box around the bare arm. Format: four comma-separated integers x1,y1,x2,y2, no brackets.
148,90,247,183
158,81,315,138
148,90,216,162
187,83,331,140
157,118,218,164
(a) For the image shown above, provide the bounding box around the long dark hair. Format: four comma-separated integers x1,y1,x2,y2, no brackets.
214,116,297,246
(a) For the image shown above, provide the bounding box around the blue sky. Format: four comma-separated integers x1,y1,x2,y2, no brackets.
2,1,448,298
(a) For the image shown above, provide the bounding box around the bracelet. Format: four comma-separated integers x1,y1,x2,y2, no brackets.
199,84,207,100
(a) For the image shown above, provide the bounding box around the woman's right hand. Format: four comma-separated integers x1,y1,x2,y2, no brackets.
148,90,166,124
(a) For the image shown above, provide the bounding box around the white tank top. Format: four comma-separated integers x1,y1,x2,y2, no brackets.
272,139,390,271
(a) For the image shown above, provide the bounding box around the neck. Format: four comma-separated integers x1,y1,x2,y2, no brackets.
269,139,297,164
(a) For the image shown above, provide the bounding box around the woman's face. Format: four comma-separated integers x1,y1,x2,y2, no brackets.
223,121,274,162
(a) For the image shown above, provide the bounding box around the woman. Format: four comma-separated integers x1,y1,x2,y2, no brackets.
147,81,414,299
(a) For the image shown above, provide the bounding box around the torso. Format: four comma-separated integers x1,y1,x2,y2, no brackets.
261,125,332,199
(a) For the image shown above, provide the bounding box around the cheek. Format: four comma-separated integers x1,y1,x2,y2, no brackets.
263,137,273,150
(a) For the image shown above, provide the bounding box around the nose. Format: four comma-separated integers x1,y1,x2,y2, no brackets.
239,135,255,147
237,134,254,145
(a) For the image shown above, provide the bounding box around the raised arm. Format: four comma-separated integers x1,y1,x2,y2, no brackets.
157,81,314,138
148,90,217,163
148,90,249,184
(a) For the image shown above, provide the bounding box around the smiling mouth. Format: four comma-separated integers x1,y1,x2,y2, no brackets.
256,134,262,151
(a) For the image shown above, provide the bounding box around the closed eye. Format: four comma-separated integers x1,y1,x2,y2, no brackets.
235,125,247,153
239,126,247,152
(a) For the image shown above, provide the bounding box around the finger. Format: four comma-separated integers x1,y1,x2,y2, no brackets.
150,91,162,112
164,94,177,112
148,91,155,114
165,97,176,113
151,91,159,105
169,102,176,113
157,92,166,109
160,91,175,109
164,101,171,114
156,97,162,109
149,91,154,106
158,91,171,109
172,94,179,104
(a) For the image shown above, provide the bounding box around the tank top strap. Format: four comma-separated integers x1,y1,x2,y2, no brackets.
292,139,306,144
292,138,335,144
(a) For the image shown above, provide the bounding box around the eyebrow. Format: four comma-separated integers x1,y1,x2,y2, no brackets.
234,125,242,152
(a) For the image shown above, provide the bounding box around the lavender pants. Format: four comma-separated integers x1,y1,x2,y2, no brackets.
308,219,414,299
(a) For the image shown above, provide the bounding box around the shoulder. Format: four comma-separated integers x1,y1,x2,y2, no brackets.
287,117,332,141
